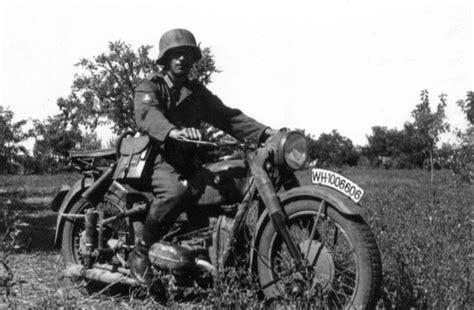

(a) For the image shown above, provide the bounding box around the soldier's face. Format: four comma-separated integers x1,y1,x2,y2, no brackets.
168,49,194,77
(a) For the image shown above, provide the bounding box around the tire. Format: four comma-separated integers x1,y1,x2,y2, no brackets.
257,198,382,309
61,195,132,292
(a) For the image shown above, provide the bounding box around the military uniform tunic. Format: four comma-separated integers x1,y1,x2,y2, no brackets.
133,72,268,244
134,73,267,146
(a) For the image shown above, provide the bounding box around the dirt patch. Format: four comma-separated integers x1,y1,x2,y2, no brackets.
22,197,53,204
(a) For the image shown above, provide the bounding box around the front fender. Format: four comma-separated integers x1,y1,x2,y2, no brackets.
53,176,95,248
250,184,366,271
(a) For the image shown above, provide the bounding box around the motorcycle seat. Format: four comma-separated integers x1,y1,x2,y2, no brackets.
69,148,117,160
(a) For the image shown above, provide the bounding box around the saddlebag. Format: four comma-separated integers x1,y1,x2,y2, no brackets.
113,135,151,180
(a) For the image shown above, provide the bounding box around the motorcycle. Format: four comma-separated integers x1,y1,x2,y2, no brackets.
52,130,382,308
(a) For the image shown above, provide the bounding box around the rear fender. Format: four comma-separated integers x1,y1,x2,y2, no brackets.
51,185,71,212
53,176,95,248
249,184,366,270
53,178,149,248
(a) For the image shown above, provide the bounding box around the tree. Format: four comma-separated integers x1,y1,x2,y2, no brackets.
57,41,220,134
457,91,473,125
78,132,103,151
364,124,426,169
364,91,449,171
31,114,83,173
30,113,106,173
364,126,397,160
30,41,221,172
412,90,450,159
0,106,30,174
398,123,426,168
452,91,473,183
411,90,449,185
307,130,359,167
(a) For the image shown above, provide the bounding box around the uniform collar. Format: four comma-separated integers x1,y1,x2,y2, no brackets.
164,72,193,106
164,72,188,90
163,74,174,89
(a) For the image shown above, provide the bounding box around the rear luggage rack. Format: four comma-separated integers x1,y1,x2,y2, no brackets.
69,148,116,172
69,148,116,160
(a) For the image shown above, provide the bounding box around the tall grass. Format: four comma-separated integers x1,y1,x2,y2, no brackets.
0,169,472,308
346,168,472,309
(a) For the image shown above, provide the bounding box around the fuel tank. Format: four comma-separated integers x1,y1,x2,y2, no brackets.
196,160,248,207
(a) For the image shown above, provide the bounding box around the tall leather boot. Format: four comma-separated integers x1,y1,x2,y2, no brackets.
128,241,152,286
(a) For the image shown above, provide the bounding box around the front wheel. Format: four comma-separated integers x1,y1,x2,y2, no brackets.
257,198,382,309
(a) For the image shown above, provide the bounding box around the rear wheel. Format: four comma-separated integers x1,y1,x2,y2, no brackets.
257,198,382,309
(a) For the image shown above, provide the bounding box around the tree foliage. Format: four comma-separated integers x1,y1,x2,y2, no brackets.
30,110,105,173
451,91,474,183
457,91,473,125
0,107,30,174
29,114,81,173
56,41,220,134
364,90,450,169
307,129,359,167
364,124,425,168
28,41,221,172
411,90,449,158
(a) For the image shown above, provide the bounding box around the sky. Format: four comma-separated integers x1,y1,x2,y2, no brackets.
0,0,472,148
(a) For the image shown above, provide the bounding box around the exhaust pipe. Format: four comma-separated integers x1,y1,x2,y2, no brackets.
64,264,138,287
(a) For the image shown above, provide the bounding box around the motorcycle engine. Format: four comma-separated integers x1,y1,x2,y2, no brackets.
148,242,197,272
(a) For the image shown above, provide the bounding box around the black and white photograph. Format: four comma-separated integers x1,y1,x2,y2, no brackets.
0,0,472,308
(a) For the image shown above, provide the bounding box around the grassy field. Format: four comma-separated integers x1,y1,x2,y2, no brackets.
0,169,472,308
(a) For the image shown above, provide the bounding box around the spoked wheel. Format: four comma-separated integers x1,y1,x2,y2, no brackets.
61,195,132,290
257,198,382,309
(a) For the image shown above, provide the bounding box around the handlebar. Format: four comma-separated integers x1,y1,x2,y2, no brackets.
115,131,254,151
175,137,248,148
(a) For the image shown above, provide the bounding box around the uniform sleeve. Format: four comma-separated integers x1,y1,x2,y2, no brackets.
134,80,176,142
199,86,268,143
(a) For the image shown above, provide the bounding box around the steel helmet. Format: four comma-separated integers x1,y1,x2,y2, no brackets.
156,28,202,66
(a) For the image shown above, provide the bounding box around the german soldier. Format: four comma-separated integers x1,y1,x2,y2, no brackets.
129,28,276,285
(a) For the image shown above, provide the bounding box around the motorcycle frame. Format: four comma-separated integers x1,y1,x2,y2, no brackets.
54,137,366,271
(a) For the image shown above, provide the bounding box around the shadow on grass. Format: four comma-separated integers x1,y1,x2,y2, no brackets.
1,197,58,253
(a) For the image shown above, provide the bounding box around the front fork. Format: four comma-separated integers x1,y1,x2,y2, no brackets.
246,149,304,269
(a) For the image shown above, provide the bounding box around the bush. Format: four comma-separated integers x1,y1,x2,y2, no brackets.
307,130,360,167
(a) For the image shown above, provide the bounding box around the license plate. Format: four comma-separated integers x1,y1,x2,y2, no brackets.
311,168,364,203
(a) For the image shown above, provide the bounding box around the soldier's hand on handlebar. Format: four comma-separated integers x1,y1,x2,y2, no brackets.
168,127,202,141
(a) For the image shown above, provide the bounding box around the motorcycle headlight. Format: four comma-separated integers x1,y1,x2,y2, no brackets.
273,131,308,170
284,132,308,170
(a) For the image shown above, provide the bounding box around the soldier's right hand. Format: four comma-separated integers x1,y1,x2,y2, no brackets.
168,127,202,141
